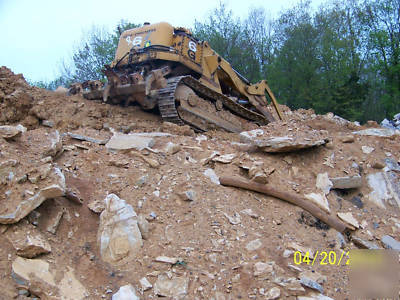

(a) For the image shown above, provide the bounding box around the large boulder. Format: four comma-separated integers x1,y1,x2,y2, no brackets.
98,194,143,265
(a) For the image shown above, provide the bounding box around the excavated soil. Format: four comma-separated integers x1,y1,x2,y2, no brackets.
0,66,399,299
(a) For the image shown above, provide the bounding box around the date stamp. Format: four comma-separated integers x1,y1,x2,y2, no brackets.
293,250,349,266
293,249,393,267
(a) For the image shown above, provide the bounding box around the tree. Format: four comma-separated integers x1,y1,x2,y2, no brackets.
360,0,400,119
61,20,140,84
193,3,264,82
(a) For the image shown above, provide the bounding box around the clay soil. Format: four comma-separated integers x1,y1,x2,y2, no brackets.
0,66,399,299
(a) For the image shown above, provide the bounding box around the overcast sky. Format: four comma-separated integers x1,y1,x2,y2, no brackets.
0,0,323,82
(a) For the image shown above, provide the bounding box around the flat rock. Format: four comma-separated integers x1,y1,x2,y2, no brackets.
212,153,236,163
58,266,88,300
257,136,328,153
330,175,362,189
240,130,329,153
337,212,359,229
12,257,88,299
140,277,152,291
12,256,56,288
8,225,51,258
239,129,265,142
0,167,65,224
106,132,155,150
155,256,180,264
299,270,327,285
0,124,26,139
67,132,108,144
265,287,281,300
381,235,400,250
353,128,399,137
352,236,380,249
246,238,262,251
253,261,273,276
305,193,330,214
112,284,140,300
154,273,189,298
300,277,324,293
274,277,305,295
298,293,334,300
98,194,143,264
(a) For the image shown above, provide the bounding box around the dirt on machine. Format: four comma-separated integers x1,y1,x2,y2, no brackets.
69,22,283,132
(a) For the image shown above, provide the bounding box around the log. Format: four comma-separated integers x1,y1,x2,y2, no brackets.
220,176,350,233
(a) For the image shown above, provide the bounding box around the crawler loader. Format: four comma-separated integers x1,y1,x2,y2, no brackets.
69,22,283,132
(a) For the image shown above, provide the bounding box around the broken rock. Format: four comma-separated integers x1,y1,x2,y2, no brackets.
164,141,181,154
112,284,140,300
246,238,262,251
0,124,26,139
304,193,330,214
352,236,380,250
12,257,56,295
88,199,105,214
337,212,359,229
253,262,273,276
177,190,197,201
330,175,362,189
98,194,143,264
240,130,329,153
265,287,281,300
8,226,51,258
140,277,152,291
106,132,155,151
58,266,88,300
0,167,65,224
212,153,236,164
353,128,399,137
381,235,400,251
154,273,189,298
137,214,150,240
316,173,332,195
43,130,62,157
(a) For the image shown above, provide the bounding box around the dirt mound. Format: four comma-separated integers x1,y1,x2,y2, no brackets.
0,67,34,124
0,67,399,299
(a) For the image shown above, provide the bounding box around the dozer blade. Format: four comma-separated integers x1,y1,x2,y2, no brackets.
83,83,146,100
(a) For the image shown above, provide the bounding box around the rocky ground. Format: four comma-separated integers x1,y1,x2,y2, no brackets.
0,66,399,299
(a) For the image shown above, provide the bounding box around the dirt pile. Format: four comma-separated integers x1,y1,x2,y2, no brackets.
0,67,399,299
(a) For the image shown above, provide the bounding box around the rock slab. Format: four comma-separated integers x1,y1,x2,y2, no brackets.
154,274,189,298
106,132,155,150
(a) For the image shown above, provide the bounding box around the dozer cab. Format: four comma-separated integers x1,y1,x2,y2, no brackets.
69,22,283,132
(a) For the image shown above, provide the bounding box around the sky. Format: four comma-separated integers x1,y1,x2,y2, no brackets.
0,0,323,82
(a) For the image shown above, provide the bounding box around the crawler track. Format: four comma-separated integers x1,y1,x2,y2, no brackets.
156,76,268,131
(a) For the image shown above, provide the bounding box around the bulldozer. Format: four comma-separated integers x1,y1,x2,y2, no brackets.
69,22,283,132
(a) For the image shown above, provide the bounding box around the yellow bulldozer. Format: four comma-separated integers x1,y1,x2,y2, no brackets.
69,22,283,132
